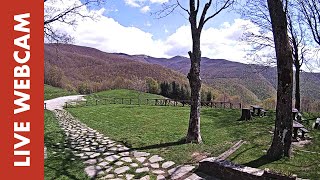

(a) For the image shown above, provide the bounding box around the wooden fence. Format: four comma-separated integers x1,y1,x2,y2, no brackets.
61,97,242,109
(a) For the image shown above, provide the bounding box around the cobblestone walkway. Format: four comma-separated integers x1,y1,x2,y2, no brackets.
53,109,203,180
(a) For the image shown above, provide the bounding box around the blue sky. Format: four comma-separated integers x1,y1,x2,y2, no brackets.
46,0,319,71
100,0,240,40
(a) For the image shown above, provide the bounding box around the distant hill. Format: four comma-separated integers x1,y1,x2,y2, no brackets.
44,44,218,97
45,43,320,109
126,55,320,105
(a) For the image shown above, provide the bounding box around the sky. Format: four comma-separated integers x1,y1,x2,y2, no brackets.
45,0,320,72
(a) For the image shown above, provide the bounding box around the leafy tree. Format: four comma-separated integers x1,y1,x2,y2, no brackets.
171,81,181,100
78,81,92,94
46,65,64,87
206,91,213,102
146,77,160,94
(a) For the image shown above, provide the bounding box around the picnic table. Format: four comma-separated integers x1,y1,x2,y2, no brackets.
250,105,264,116
293,120,304,139
292,108,299,119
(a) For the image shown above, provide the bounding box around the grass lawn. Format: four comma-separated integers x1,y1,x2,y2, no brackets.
67,102,320,179
87,89,165,100
45,84,77,100
44,110,89,180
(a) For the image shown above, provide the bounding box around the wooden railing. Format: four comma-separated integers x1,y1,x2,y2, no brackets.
63,97,242,109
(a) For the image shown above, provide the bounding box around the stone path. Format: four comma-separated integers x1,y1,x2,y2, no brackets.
52,109,205,180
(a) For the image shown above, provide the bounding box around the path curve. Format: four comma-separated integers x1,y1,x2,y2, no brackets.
44,95,85,110
44,95,212,179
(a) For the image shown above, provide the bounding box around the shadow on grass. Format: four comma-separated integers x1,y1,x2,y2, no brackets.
131,138,187,151
45,131,89,180
243,155,278,168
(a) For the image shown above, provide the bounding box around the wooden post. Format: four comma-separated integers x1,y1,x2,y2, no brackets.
44,103,47,110
65,102,68,108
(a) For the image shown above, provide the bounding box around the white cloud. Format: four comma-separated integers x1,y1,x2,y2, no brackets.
140,6,150,13
163,19,259,63
124,0,145,7
124,0,168,8
150,0,168,3
46,0,320,72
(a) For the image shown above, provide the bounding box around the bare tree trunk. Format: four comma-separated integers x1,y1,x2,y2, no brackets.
186,12,202,143
267,0,293,159
295,65,301,111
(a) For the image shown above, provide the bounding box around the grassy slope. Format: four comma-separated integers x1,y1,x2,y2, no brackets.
66,89,320,179
44,110,89,180
87,89,165,100
44,84,77,100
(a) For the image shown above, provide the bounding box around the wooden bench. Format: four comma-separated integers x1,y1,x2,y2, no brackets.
260,109,267,117
300,128,309,138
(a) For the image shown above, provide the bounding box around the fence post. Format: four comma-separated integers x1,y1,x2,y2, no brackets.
44,103,46,110
65,102,68,108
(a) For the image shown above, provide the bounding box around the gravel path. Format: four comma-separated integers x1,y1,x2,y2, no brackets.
44,95,85,110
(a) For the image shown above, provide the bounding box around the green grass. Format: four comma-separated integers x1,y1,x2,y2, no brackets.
44,110,89,180
75,89,167,106
45,84,77,100
67,100,320,179
86,89,164,100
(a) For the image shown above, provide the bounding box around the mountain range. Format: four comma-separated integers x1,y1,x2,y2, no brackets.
44,43,320,107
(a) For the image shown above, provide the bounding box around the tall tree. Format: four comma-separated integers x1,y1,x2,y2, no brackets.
182,0,234,143
241,0,308,111
267,0,294,159
287,12,308,111
155,0,234,143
